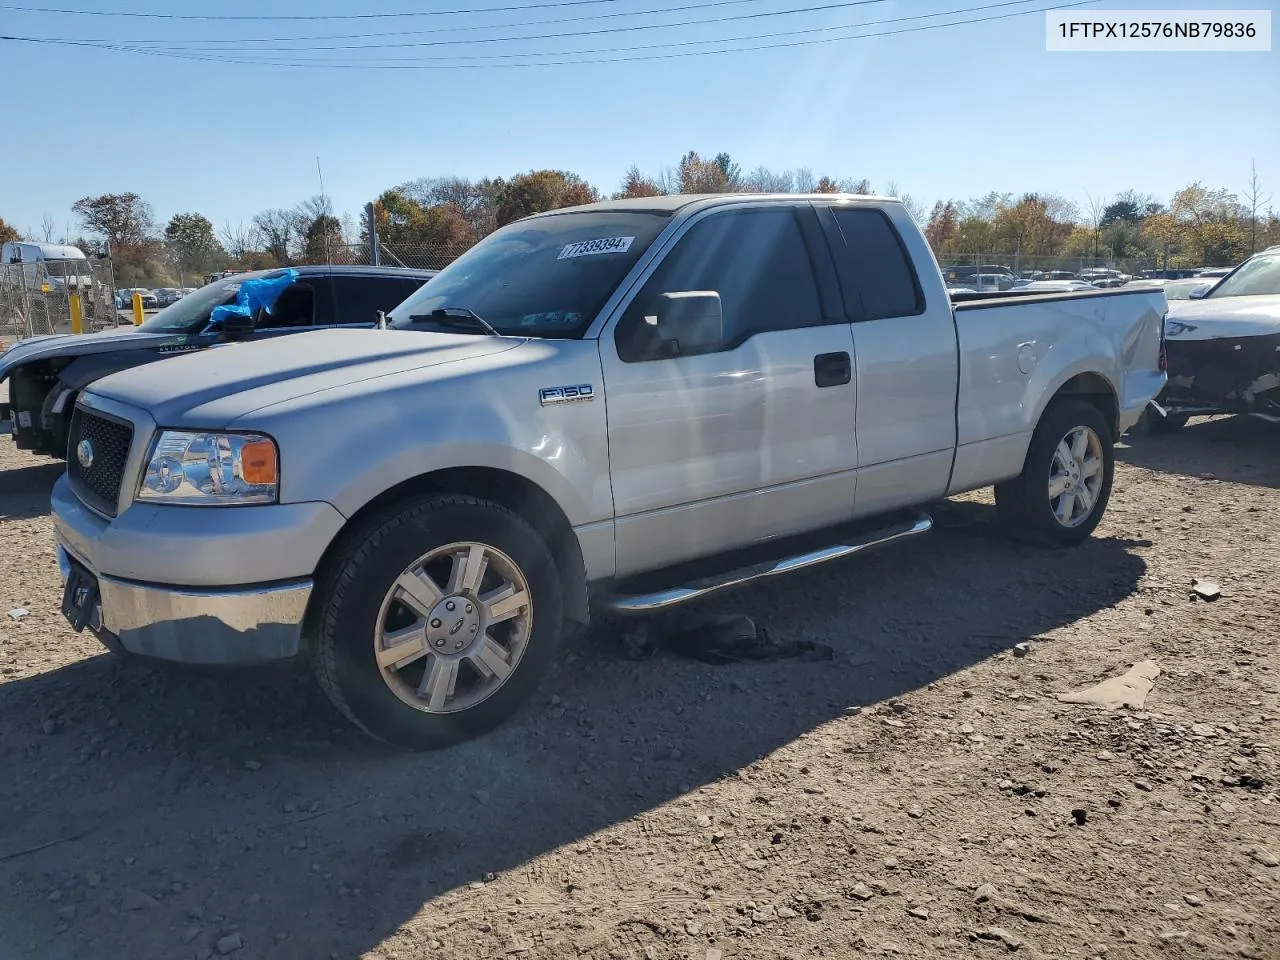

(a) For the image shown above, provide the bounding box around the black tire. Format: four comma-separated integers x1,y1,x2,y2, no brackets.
994,399,1115,547
312,494,564,750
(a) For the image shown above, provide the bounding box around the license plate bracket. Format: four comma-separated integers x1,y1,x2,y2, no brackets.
60,563,100,633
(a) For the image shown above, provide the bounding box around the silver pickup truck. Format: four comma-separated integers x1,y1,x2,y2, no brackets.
50,194,1168,749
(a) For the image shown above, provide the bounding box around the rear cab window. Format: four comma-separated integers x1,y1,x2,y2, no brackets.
822,206,925,321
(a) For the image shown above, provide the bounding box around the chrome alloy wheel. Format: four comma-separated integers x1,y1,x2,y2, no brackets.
373,541,532,714
1048,425,1104,528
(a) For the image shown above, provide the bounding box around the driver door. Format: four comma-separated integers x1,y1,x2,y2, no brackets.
598,203,859,577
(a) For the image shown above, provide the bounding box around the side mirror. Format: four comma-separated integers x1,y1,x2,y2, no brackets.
653,291,723,356
219,313,256,340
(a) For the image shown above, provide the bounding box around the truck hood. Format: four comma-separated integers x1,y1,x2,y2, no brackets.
0,327,178,380
1164,294,1280,341
87,328,527,427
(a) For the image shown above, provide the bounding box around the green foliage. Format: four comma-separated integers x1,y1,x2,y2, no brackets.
164,212,224,281
71,192,154,249
495,170,600,227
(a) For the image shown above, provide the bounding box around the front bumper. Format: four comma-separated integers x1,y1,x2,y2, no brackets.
51,465,344,665
56,542,313,665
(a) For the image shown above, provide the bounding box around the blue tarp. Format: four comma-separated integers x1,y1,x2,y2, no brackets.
210,269,299,326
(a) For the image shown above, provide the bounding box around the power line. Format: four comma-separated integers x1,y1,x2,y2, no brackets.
99,0,763,45
0,0,1103,69
114,0,1063,62
0,0,626,19
66,0,900,53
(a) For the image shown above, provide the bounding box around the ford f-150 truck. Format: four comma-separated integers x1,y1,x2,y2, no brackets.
50,194,1168,750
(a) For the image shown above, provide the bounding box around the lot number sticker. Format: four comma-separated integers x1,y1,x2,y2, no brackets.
558,237,635,260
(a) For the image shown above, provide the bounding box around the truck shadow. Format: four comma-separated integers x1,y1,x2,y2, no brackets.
1118,415,1280,490
0,500,1147,960
0,461,64,520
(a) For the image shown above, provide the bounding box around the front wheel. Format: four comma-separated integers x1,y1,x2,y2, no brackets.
312,494,564,750
995,399,1114,547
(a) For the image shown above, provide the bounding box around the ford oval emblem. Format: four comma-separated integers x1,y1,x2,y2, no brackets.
76,439,95,470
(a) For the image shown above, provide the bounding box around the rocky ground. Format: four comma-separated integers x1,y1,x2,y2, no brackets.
0,416,1276,960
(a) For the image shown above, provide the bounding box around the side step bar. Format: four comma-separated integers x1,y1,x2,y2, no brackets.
597,512,933,615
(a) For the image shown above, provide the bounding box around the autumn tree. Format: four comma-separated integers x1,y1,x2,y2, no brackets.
1170,183,1247,265
0,217,18,245
164,212,224,283
712,153,742,190
677,152,730,194
71,192,155,251
369,189,474,266
925,201,960,248
812,177,841,194
401,176,505,238
495,170,600,226
615,165,665,199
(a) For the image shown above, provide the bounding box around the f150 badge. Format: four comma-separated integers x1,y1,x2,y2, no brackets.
539,384,595,406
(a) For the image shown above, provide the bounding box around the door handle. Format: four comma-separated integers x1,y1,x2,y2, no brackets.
814,351,851,388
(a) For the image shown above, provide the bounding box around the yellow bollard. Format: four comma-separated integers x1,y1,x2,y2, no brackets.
69,295,84,335
132,291,144,326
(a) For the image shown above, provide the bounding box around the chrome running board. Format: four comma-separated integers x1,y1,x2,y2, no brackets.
597,512,933,615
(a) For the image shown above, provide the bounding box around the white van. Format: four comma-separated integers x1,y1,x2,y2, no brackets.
2,241,90,291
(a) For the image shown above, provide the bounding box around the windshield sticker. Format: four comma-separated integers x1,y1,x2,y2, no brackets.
557,237,635,260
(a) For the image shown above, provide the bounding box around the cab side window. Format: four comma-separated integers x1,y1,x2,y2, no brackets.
257,280,316,329
615,207,822,363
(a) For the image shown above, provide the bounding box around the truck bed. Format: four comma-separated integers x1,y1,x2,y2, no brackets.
944,284,1167,496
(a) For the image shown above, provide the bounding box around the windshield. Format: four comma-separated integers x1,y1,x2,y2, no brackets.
1208,252,1280,298
388,210,672,337
139,275,255,332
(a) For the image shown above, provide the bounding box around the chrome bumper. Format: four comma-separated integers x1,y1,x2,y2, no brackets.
57,544,312,665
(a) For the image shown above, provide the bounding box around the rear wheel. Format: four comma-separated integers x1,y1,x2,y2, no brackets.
313,494,563,750
995,399,1114,547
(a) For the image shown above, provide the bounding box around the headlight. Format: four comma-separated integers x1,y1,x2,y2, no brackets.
138,431,278,505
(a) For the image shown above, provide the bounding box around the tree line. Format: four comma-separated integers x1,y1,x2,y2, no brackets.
4,154,1275,287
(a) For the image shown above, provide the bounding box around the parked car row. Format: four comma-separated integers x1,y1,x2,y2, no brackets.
5,265,437,457
113,287,196,310
3,194,1170,750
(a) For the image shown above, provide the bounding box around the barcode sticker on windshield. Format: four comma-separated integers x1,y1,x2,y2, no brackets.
557,237,635,260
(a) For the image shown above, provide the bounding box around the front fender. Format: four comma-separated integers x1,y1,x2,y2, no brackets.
254,340,614,529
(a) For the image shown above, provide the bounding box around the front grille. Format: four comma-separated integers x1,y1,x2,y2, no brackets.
67,407,133,517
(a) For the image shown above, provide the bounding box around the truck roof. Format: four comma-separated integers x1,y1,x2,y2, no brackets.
529,193,905,218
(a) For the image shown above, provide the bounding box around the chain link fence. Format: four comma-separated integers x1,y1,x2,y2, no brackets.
1,259,120,347
327,241,474,271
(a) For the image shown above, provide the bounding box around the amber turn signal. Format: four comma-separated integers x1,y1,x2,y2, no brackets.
240,439,278,486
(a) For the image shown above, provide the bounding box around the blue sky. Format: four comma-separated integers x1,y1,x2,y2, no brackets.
2,0,1275,238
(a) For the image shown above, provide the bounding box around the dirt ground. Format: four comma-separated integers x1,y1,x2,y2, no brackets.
0,416,1276,960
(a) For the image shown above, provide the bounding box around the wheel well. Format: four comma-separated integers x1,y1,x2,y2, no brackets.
1051,373,1119,441
321,467,591,629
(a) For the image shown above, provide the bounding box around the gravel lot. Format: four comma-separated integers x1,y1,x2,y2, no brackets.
0,417,1277,960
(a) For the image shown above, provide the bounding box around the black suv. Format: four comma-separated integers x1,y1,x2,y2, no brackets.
1,264,437,460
